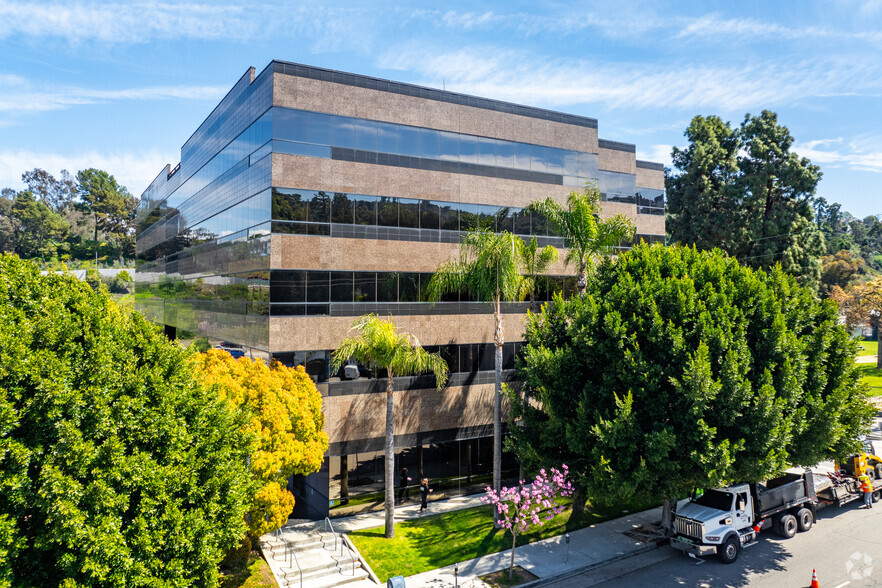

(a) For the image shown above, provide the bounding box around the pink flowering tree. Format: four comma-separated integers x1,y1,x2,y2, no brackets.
482,465,574,579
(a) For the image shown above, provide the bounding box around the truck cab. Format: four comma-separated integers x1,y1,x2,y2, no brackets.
671,484,757,564
671,471,818,564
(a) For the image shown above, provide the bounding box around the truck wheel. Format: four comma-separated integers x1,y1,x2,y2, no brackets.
873,490,881,503
796,508,813,532
876,463,882,480
717,535,740,564
778,514,798,538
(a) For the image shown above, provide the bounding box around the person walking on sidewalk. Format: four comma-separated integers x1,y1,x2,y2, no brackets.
398,467,412,505
419,477,433,513
860,474,874,508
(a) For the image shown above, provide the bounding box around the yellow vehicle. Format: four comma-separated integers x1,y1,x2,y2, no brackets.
836,441,882,480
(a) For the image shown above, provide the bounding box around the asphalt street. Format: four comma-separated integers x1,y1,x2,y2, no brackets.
549,413,882,588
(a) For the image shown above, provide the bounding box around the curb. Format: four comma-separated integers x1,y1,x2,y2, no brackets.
521,540,667,587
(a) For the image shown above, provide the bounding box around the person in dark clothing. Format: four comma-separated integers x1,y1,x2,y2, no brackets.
397,467,412,505
419,477,433,513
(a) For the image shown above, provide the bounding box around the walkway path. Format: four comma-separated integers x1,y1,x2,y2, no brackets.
323,494,670,588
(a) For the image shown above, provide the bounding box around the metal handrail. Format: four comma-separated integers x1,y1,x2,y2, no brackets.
323,516,339,552
274,527,303,588
325,517,356,576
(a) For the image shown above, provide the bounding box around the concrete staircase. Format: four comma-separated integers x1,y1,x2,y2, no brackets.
260,524,378,588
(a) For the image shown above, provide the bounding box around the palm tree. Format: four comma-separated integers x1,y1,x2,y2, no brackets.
330,314,448,539
519,236,559,310
425,230,528,515
529,185,636,295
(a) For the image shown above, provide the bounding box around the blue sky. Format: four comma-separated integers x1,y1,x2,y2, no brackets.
1,0,881,217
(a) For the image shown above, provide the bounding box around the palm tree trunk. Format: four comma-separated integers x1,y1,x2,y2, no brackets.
493,296,504,528
876,323,881,369
578,259,588,296
340,455,349,504
384,371,395,539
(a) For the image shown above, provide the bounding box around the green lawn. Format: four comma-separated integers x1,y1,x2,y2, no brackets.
857,340,879,357
349,496,657,582
219,553,278,588
858,363,882,398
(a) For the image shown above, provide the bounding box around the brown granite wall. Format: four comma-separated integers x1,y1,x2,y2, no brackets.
598,148,636,175
636,167,665,190
324,383,496,445
273,73,598,153
270,313,529,351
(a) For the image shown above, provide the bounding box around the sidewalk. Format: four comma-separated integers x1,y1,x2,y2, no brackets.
325,495,668,587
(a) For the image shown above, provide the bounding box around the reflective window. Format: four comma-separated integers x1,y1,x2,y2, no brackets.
308,192,330,224
512,209,530,235
271,270,305,303
377,272,398,302
308,112,331,145
399,126,419,156
331,271,354,303
377,197,398,227
459,135,478,165
439,131,459,161
438,202,459,231
399,199,420,229
355,119,378,151
513,142,532,170
274,109,308,143
546,149,565,175
354,272,376,302
332,116,356,148
420,201,440,230
496,207,514,233
272,189,308,222
306,271,330,303
378,122,399,153
353,194,377,225
399,273,420,302
531,145,548,173
478,137,496,166
496,141,515,168
331,192,353,224
419,128,440,159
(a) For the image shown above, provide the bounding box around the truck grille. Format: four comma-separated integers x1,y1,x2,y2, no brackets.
675,516,702,540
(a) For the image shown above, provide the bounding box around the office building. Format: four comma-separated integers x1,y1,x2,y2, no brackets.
135,61,665,518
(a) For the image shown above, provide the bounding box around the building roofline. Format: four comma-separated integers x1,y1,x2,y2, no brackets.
636,160,665,171
265,59,599,130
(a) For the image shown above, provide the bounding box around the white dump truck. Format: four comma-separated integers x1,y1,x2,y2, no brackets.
670,470,880,564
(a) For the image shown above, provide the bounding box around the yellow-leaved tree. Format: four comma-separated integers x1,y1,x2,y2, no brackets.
196,349,329,536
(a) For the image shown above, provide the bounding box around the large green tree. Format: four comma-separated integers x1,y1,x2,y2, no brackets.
77,168,138,255
509,244,873,528
667,111,826,288
426,230,528,510
0,254,254,587
330,315,447,539
10,192,69,261
528,186,635,295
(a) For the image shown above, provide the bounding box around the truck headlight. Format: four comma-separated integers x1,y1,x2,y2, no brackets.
705,536,720,542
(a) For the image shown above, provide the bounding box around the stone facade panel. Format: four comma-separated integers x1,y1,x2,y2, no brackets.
598,148,637,175
637,167,665,190
272,74,598,152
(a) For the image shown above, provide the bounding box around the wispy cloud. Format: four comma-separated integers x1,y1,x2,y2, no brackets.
674,13,882,44
0,2,254,43
637,144,674,167
793,137,882,174
0,78,226,114
0,1,381,49
414,6,667,39
381,47,882,112
0,149,176,195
